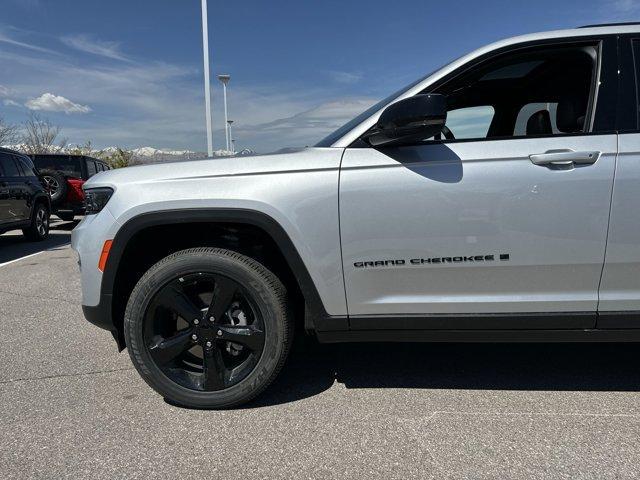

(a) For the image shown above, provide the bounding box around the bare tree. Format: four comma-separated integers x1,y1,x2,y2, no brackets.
0,116,19,146
67,140,101,157
103,147,133,169
21,113,68,154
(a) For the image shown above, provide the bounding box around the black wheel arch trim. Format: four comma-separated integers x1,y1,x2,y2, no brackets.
89,208,340,349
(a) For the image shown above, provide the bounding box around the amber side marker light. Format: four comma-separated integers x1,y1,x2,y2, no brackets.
98,240,113,272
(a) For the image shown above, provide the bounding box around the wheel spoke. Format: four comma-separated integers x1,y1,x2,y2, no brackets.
218,325,265,352
203,346,226,391
157,283,202,322
206,276,237,322
149,329,194,365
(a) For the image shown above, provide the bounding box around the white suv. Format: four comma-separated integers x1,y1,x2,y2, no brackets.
73,23,640,408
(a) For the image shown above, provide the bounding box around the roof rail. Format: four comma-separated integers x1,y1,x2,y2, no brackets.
579,21,640,28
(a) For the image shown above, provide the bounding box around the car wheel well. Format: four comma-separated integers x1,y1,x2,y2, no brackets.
111,221,306,347
34,196,50,212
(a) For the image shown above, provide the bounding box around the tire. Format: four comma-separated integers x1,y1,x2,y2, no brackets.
22,202,50,241
40,170,67,205
124,248,293,409
57,212,75,222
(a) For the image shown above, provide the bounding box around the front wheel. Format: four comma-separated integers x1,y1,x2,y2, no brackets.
124,248,293,409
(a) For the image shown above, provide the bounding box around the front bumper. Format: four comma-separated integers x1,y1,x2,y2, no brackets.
71,208,123,347
82,299,125,350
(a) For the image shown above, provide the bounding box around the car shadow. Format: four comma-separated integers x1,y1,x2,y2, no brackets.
377,143,464,184
244,340,640,409
0,220,76,264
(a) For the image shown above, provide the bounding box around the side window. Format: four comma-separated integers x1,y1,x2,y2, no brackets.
15,156,37,177
431,43,598,141
0,153,21,177
86,160,97,177
445,106,495,139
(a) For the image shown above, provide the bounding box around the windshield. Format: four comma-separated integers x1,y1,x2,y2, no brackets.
315,75,433,147
31,155,83,178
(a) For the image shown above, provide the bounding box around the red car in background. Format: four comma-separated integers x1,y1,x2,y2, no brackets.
29,154,111,221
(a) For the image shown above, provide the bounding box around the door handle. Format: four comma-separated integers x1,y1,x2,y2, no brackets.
529,149,601,166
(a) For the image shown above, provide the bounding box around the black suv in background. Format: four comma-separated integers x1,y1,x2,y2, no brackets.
30,154,110,221
0,148,51,241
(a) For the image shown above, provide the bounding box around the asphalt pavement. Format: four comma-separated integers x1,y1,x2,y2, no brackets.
1,221,639,479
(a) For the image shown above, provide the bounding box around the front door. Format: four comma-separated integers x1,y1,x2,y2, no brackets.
339,38,618,328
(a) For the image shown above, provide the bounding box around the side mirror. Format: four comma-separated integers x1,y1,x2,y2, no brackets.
364,94,447,147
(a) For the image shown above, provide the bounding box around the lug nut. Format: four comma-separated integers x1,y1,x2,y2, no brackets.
191,334,198,341
209,316,215,322
193,319,199,325
206,341,212,348
217,330,223,336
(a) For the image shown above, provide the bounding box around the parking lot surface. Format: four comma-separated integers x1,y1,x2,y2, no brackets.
1,222,640,479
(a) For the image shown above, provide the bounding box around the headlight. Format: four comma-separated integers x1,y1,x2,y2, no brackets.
84,187,114,215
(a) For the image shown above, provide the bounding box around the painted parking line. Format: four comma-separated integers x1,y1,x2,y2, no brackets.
0,251,47,268
0,241,71,268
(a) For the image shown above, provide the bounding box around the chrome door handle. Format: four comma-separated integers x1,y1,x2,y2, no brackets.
529,149,601,166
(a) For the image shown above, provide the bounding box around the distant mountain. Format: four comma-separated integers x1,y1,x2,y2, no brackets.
2,144,259,164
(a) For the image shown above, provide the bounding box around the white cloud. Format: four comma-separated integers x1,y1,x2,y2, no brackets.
25,93,91,114
0,85,14,97
61,34,130,62
0,30,56,55
232,98,377,149
0,30,378,151
328,70,363,84
3,99,21,107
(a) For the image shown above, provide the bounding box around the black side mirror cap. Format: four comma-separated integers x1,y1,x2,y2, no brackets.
364,94,447,147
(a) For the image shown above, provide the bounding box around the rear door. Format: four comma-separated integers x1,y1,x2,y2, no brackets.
598,36,640,325
340,37,619,328
0,152,28,223
0,157,10,226
14,155,41,219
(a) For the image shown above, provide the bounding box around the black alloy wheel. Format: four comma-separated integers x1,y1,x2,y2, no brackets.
145,272,265,391
125,248,292,408
22,202,49,241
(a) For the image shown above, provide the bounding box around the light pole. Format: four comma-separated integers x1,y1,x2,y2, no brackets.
227,120,234,153
200,0,213,157
218,74,231,152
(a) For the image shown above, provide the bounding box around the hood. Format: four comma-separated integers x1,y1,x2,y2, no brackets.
83,147,339,189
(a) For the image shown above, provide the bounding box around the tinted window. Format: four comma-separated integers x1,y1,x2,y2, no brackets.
445,106,495,139
430,44,598,141
0,153,20,176
15,156,38,177
86,160,97,177
31,155,83,178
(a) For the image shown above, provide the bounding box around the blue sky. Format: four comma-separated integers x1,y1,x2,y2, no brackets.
0,0,638,152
